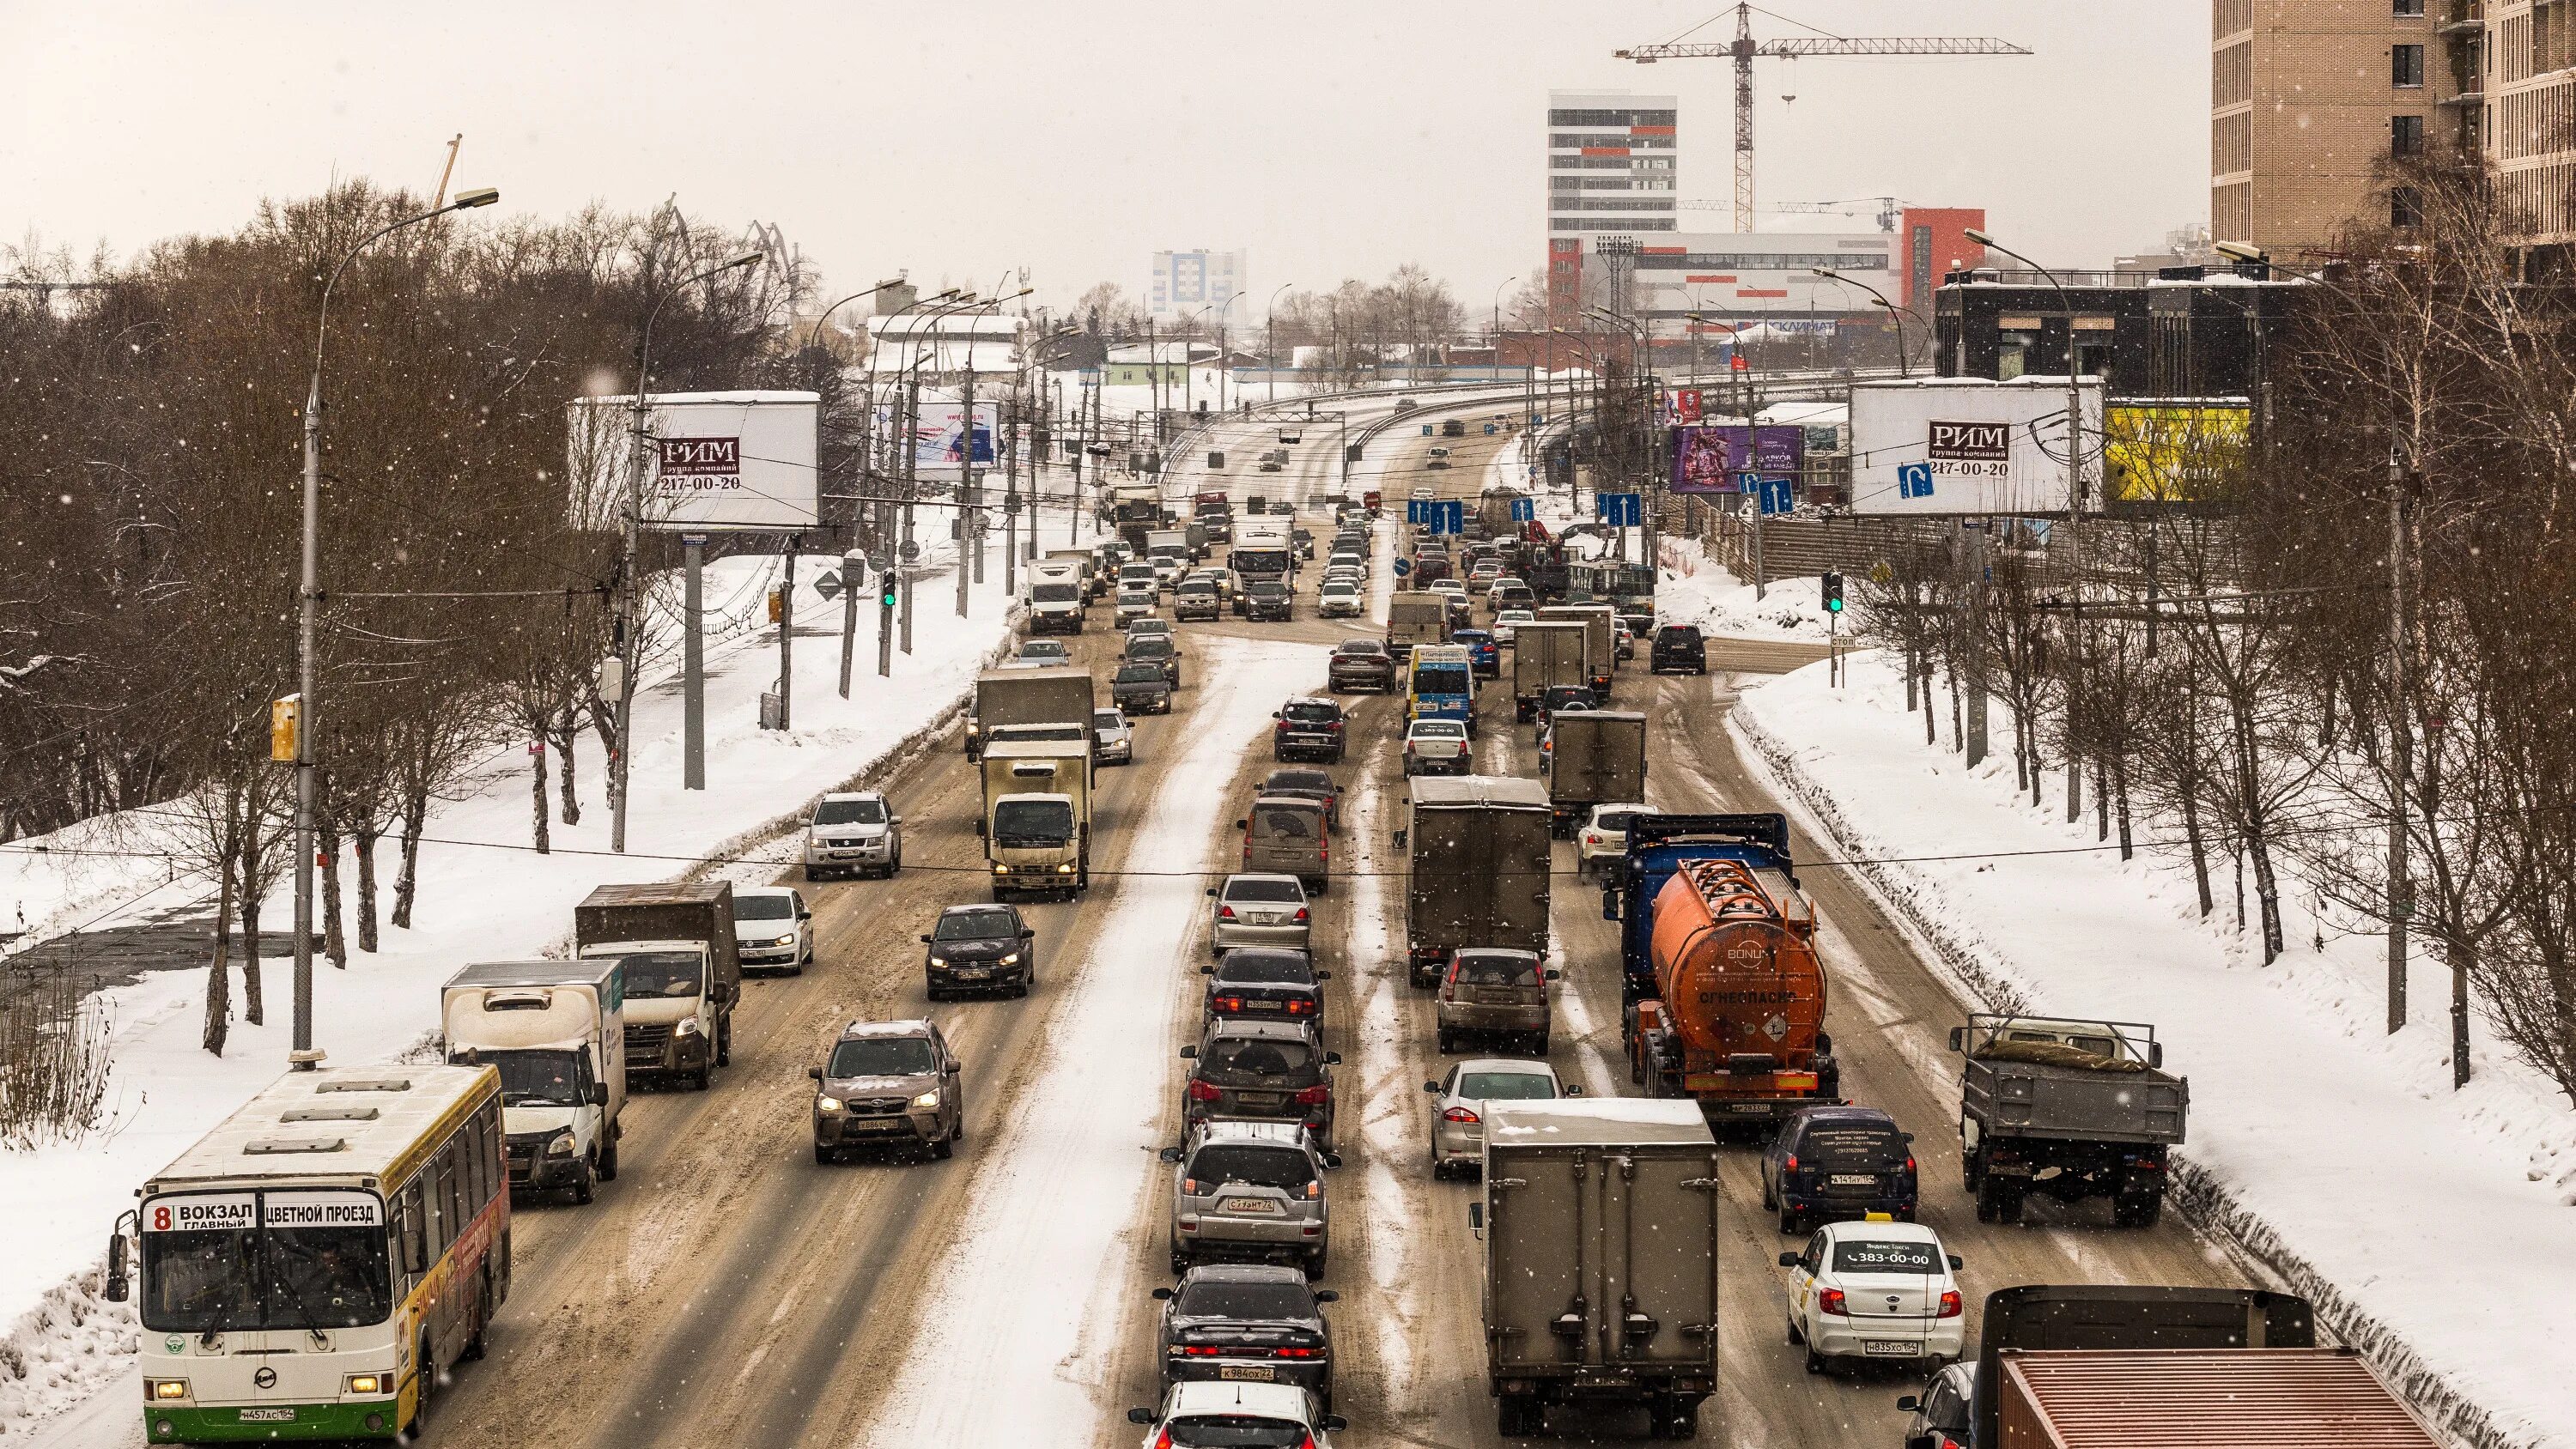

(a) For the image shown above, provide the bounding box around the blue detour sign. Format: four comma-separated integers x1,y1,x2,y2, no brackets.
1898,462,1935,500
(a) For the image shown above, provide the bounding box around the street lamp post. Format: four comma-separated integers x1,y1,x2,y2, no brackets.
1966,227,2089,822
291,185,499,1070
805,279,903,702
1812,267,1911,377
1589,307,1663,573
614,248,764,834
1491,276,1517,384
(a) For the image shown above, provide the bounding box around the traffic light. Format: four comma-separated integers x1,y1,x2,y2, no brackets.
1821,572,1844,613
879,570,898,609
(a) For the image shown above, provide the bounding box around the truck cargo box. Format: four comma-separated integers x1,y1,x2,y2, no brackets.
1997,1349,2438,1449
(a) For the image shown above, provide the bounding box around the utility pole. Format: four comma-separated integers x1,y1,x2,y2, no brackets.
2388,456,2411,1040
1003,397,1018,598
901,372,919,653
1744,353,1765,600
1963,519,1989,767
683,534,706,787
839,549,860,697
959,357,977,616
777,539,798,730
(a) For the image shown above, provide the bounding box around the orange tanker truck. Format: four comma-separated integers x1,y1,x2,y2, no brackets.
1629,855,1838,1120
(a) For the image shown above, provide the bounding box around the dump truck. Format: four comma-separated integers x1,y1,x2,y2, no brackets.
1539,604,1618,694
443,959,627,1201
1991,1347,2437,1449
574,882,740,1090
1387,590,1451,661
1510,620,1590,723
979,737,1092,900
1950,1012,2188,1228
1541,709,1644,834
965,664,1094,761
1622,842,1838,1122
1966,1286,2318,1449
1396,775,1552,988
1473,1099,1717,1440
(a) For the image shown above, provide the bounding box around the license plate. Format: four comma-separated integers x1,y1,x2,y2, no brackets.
240,1409,297,1423
1220,1197,1279,1214
1236,1093,1284,1107
1864,1340,1923,1357
954,968,989,979
1830,1173,1879,1187
1727,1101,1775,1114
1218,1366,1276,1382
848,1119,901,1133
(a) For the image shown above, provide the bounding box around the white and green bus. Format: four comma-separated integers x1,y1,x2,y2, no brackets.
108,1064,508,1443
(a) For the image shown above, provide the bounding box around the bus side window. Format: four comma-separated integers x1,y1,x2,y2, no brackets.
428,1152,454,1254
441,1146,466,1246
397,1184,427,1277
462,1117,489,1210
482,1100,505,1203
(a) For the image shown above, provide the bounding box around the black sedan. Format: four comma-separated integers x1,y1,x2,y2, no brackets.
1325,639,1395,694
919,903,1036,999
1200,947,1329,1033
1155,1264,1339,1412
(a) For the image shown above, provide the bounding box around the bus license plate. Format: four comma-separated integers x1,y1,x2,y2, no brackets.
240,1409,297,1422
1864,1340,1921,1357
1219,1366,1276,1381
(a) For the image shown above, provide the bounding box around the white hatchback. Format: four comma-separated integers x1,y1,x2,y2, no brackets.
1128,1379,1342,1449
1575,802,1651,880
1779,1220,1965,1373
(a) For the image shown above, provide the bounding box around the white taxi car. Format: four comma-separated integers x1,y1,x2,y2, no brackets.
1779,1219,1965,1373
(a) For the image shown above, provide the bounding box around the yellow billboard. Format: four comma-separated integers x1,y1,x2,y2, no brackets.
2104,401,2250,503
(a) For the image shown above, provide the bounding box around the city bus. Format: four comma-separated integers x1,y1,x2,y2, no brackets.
108,1064,507,1443
1407,642,1477,735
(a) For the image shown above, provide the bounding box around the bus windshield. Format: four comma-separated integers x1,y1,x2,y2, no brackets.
1412,664,1472,697
141,1191,392,1334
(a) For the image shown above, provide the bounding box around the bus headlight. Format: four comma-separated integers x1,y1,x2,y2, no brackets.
148,1379,189,1401
343,1373,386,1396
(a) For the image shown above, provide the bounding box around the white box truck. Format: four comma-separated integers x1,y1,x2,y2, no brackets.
443,959,627,1203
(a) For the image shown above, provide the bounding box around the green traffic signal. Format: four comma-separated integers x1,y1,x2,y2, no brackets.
1822,572,1845,613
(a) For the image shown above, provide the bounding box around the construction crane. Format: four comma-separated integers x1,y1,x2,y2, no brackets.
1616,3,2028,233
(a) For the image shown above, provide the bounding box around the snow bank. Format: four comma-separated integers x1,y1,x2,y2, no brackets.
1730,650,2574,1449
0,542,1022,1441
1652,537,1832,643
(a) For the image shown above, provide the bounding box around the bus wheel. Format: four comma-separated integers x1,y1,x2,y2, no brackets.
411,1335,435,1431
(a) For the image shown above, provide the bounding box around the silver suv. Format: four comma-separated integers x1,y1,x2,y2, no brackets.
1434,948,1559,1054
1160,1120,1340,1279
803,791,902,880
810,1019,964,1163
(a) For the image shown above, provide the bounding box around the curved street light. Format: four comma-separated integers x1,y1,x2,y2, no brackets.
1811,267,1911,378
291,184,500,1070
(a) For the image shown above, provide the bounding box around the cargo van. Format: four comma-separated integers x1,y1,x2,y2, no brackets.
1237,796,1329,894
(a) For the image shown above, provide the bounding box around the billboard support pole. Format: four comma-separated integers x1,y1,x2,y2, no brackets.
1964,520,1989,767
683,536,706,788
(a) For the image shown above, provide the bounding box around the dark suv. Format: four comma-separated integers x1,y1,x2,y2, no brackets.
1179,1020,1340,1148
1759,1105,1918,1234
1650,622,1708,676
1260,767,1340,831
1200,947,1328,1033
1326,639,1395,693
1272,698,1347,763
1154,1265,1339,1410
919,903,1035,999
1243,578,1294,621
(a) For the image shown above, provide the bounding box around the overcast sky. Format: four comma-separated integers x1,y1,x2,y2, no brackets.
5,2,2204,315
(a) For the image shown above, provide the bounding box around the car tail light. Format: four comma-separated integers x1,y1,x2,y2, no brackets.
1327,720,1344,731
1285,999,1313,1014
1905,1156,1917,1174
1214,995,1244,1012
1304,1180,1321,1199
1293,906,1309,923
1181,1179,1200,1195
1294,1085,1329,1106
1187,1080,1222,1102
1152,1431,1174,1449
1937,1291,1964,1319
1817,1288,1849,1317
1443,1106,1480,1125
1782,1153,1799,1173
1173,1344,1226,1358
1273,1345,1324,1359
1218,906,1237,920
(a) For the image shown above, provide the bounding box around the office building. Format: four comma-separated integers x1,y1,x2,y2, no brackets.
1546,89,1680,324
1148,249,1248,323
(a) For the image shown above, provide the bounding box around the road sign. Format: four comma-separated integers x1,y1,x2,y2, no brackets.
1428,500,1466,535
1407,499,1431,525
1392,556,1413,578
899,540,920,562
1597,492,1643,527
1510,498,1535,522
1730,353,1749,373
1897,462,1935,500
1421,423,1434,435
1757,477,1794,516
813,571,842,600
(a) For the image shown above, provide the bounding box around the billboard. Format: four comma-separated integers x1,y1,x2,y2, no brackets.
1669,424,1804,494
1847,379,2103,516
2103,400,2251,503
567,391,820,531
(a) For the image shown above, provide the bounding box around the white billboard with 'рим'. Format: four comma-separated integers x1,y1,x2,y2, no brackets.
1847,378,2104,517
566,390,820,531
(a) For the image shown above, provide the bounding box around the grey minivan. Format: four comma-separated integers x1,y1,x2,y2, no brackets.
1433,948,1559,1054
1238,796,1329,894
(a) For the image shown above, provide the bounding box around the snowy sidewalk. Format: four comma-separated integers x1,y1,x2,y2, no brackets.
1731,650,2573,1449
0,544,1021,1440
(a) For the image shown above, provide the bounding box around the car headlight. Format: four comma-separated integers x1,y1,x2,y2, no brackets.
674,1017,702,1037
911,1089,943,1109
993,864,1010,875
545,1131,576,1157
928,955,947,968
771,934,798,947
817,1095,843,1113
998,953,1021,967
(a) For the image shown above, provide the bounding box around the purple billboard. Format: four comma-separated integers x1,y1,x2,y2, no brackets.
1669,425,1804,494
